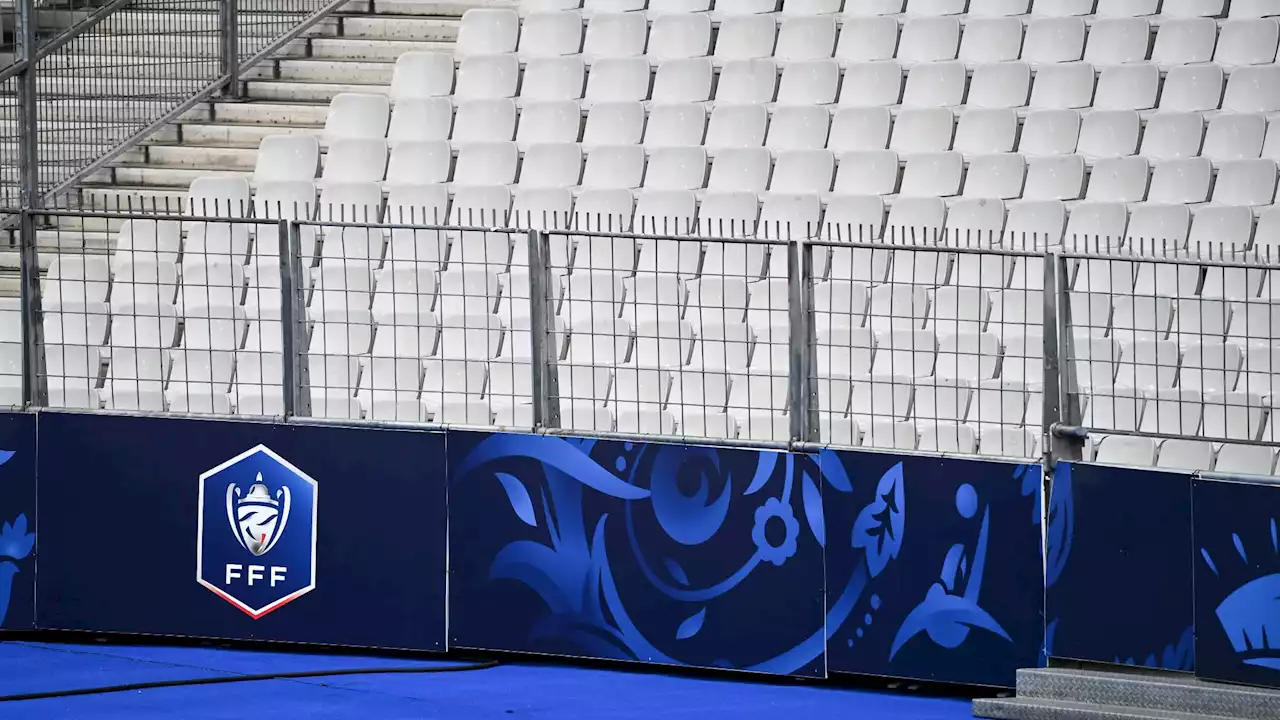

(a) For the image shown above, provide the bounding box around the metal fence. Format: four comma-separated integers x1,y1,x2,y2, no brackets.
0,0,341,209
1059,241,1280,473
17,206,1280,470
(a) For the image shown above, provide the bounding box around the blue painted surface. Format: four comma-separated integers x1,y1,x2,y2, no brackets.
34,412,447,650
1194,476,1280,688
1045,463,1194,671
821,450,1044,687
448,431,828,677
0,413,35,631
0,642,974,720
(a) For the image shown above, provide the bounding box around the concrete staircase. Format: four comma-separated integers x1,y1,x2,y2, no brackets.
8,0,513,293
974,667,1280,720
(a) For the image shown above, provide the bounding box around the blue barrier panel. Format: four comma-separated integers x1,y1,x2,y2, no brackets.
820,450,1043,688
1044,463,1194,671
1194,476,1280,688
448,431,827,677
35,411,447,650
0,412,36,631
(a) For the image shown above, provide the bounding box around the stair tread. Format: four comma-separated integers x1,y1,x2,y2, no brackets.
246,78,390,86
177,120,326,128
976,697,1233,720
275,57,398,64
144,141,263,149
1024,668,1208,687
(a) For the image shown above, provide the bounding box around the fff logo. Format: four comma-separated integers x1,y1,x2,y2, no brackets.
196,445,317,618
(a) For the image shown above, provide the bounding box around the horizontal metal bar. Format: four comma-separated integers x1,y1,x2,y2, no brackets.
1070,424,1280,449
538,426,793,452
806,236,1045,258
1058,248,1280,271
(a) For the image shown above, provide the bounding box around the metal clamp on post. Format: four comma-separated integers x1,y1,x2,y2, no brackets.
1044,243,1083,465
526,230,561,430
788,239,817,446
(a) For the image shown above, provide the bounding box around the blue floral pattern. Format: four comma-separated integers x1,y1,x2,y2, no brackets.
752,498,799,568
452,434,843,675
451,433,1044,685
850,462,905,579
0,449,33,629
822,452,1044,687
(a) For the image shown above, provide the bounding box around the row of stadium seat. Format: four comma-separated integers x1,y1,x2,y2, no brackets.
513,0,1276,20
484,9,1280,68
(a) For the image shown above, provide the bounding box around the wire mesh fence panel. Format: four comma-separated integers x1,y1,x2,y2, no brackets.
0,72,23,210
1062,238,1280,477
541,214,793,443
33,205,271,415
809,225,1045,460
301,201,517,428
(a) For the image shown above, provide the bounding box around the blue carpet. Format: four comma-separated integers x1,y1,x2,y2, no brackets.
0,642,973,719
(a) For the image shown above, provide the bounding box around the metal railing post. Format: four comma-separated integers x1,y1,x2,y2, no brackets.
526,229,560,429
1046,243,1084,463
788,238,817,445
281,221,308,417
220,0,242,98
16,0,45,407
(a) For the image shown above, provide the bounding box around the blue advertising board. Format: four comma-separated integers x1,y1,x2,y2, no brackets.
1194,476,1280,688
448,431,828,677
35,412,447,650
0,412,36,631
1045,463,1195,671
820,449,1044,687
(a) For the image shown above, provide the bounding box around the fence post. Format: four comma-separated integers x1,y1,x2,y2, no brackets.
220,0,242,98
16,0,45,407
788,238,817,445
280,221,308,417
526,229,560,430
1044,245,1083,464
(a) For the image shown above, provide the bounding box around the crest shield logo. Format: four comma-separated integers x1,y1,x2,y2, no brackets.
197,446,317,619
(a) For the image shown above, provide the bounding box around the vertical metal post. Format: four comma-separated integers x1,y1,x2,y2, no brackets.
220,0,242,99
1045,245,1083,464
788,239,816,444
280,221,306,417
16,0,45,407
526,230,560,429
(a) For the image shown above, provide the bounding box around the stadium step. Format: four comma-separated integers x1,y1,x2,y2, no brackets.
243,79,390,102
141,145,261,169
308,37,454,59
206,102,329,127
110,165,253,187
973,668,1280,720
246,58,397,84
176,121,324,146
337,16,459,41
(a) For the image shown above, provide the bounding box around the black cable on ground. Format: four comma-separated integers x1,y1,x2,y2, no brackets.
0,659,500,703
